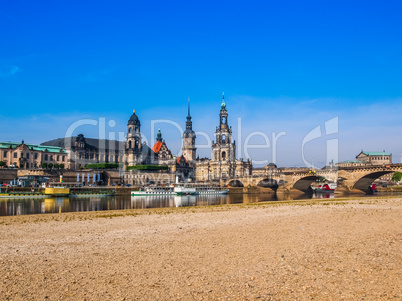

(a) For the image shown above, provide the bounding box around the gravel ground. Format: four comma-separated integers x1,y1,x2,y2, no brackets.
0,197,401,300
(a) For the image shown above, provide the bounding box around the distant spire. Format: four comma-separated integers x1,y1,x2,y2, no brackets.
186,98,192,122
221,92,226,109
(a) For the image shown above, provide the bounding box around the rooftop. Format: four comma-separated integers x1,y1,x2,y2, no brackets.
361,151,391,156
0,142,67,153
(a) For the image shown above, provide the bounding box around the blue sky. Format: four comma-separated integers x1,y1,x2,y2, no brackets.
1,0,401,167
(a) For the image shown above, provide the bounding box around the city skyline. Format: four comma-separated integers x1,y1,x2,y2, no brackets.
1,0,401,167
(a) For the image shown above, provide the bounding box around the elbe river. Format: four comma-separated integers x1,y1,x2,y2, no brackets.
1,191,401,216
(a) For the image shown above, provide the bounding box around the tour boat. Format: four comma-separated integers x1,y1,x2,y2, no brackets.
312,183,336,193
173,184,197,196
131,186,175,196
131,183,228,196
190,183,229,195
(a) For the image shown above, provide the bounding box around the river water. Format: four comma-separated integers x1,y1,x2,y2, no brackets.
1,192,401,216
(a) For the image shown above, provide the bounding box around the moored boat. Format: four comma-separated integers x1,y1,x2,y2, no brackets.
191,183,229,195
131,183,228,196
312,183,336,193
0,192,46,199
44,186,70,196
44,182,70,196
131,186,175,196
174,184,197,196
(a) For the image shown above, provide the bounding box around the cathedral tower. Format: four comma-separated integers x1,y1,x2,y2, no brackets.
212,93,235,162
182,99,196,163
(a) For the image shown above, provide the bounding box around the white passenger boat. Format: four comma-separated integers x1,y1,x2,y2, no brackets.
131,186,175,196
131,183,228,196
192,183,229,195
174,184,197,196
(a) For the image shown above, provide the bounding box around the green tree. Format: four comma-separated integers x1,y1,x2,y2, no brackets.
41,163,48,169
0,161,5,168
392,172,402,183
48,163,54,169
59,163,65,169
54,163,60,169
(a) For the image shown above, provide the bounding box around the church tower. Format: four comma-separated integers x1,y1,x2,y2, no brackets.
182,99,196,163
212,93,236,162
126,110,142,165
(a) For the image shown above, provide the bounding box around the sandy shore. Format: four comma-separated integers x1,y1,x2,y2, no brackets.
0,197,401,300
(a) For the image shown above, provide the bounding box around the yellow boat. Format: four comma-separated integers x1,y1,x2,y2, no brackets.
44,186,70,196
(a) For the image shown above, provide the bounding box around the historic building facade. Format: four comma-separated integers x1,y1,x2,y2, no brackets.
337,150,392,168
41,134,125,169
196,94,252,182
0,141,67,169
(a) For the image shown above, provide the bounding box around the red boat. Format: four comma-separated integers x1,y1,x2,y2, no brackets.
313,183,336,193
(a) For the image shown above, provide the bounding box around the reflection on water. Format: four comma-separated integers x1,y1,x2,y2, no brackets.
0,191,401,216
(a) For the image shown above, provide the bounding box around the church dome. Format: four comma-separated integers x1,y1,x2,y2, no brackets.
128,110,140,125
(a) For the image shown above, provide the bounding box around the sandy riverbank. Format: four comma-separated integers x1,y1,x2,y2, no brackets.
1,197,401,300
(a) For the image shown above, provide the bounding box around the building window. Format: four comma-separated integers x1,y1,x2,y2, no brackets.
57,155,60,161
34,153,38,159
50,155,53,161
62,156,65,162
4,151,7,157
14,153,17,158
20,153,23,158
26,153,30,159
45,154,48,161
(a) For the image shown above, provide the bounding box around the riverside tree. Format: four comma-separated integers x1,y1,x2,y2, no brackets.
392,172,402,183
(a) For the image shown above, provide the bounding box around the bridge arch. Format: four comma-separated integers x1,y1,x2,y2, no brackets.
292,175,320,192
353,171,394,193
227,180,244,187
257,178,278,190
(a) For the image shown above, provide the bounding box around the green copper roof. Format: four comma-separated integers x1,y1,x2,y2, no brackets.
221,92,226,109
339,160,366,163
361,151,391,156
0,142,67,153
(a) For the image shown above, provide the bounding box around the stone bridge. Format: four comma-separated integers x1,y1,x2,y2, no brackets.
337,164,402,193
222,164,402,194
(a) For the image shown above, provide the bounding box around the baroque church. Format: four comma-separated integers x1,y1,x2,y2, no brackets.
195,94,252,182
